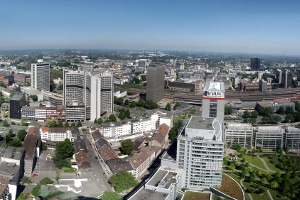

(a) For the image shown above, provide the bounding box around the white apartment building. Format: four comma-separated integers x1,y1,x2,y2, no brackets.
255,126,284,150
177,116,224,190
225,122,253,148
40,127,73,142
31,61,50,92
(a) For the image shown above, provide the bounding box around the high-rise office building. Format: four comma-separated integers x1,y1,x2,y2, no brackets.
10,94,26,119
250,58,261,70
202,81,225,122
177,116,224,190
31,60,50,92
91,72,114,120
63,70,91,122
63,70,114,122
146,64,165,102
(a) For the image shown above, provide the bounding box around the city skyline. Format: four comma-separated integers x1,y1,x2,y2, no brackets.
1,0,300,55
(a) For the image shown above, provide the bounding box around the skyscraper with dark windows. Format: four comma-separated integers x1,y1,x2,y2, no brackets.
146,64,165,103
10,94,26,119
250,58,261,70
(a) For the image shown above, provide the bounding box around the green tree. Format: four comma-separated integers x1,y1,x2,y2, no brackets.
17,129,27,141
141,75,146,81
46,118,56,127
76,121,82,127
165,103,171,111
109,171,138,193
100,191,121,200
29,95,38,102
120,139,134,155
106,114,117,122
270,180,279,189
277,106,285,114
224,106,233,115
53,139,74,169
97,118,103,124
57,121,63,127
64,121,69,127
9,139,22,147
39,177,53,185
243,110,250,118
169,120,182,139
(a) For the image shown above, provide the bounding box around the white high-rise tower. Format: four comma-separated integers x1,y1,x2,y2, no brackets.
31,60,50,92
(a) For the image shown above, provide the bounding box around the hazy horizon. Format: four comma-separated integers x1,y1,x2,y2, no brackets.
1,0,300,55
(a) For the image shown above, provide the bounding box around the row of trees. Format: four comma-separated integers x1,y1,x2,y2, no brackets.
114,96,159,110
45,118,82,128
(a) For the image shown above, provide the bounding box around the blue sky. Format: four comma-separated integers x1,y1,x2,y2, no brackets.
1,0,300,55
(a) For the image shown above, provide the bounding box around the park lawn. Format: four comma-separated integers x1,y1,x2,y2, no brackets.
243,154,266,170
242,181,270,200
268,189,287,200
260,156,281,172
183,191,210,200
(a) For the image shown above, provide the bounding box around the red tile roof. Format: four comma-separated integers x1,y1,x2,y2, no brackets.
157,123,169,136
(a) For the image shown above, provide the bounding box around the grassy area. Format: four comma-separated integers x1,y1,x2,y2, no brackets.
268,189,286,200
63,167,77,173
215,174,243,200
242,181,270,200
183,191,210,200
243,154,266,170
260,156,281,172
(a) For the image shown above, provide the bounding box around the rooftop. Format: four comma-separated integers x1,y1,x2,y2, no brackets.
2,146,24,161
186,116,214,130
129,188,169,200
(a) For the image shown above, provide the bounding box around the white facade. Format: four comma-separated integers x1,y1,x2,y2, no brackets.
40,128,73,142
90,72,114,121
177,116,224,190
225,122,253,148
202,81,225,122
31,62,50,92
255,126,284,150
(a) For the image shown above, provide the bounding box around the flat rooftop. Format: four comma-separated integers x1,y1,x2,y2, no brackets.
2,146,24,160
147,170,168,187
129,188,168,200
186,116,214,130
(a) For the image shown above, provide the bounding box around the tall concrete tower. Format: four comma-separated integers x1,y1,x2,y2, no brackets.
202,81,225,122
31,60,50,92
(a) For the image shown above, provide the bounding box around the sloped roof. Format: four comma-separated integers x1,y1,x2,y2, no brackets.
75,150,92,169
157,123,169,136
23,134,38,159
27,126,39,136
130,146,154,169
106,158,133,174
